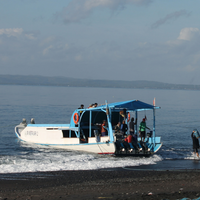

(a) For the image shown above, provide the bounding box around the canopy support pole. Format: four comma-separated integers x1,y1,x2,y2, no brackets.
107,108,114,142
135,111,138,136
153,108,156,148
89,110,92,138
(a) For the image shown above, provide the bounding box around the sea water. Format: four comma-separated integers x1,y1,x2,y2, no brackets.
0,85,199,174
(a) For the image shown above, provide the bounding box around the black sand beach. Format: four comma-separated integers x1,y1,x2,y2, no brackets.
1,168,200,200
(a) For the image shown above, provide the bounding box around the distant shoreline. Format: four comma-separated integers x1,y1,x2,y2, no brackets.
0,74,200,91
1,83,199,91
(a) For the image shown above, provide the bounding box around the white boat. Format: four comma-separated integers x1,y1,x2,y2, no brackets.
15,100,162,156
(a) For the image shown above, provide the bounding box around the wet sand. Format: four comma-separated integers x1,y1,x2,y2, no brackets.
0,169,200,200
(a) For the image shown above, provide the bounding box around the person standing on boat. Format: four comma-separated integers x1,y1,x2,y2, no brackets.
114,122,121,134
191,129,200,158
139,118,150,142
101,120,108,137
129,117,137,142
121,120,128,136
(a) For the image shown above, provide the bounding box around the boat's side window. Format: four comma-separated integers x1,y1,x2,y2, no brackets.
62,130,69,138
71,131,76,138
62,130,77,138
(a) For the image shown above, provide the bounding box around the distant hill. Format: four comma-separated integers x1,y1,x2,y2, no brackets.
0,74,200,90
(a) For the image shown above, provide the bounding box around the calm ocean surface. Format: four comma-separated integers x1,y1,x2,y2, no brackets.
0,85,200,174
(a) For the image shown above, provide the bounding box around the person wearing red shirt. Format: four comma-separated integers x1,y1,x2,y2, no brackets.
124,134,132,143
124,134,142,152
101,120,107,136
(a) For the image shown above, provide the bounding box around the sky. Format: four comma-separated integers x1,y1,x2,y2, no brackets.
1,0,200,84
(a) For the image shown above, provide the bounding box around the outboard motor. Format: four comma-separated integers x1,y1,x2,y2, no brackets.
147,130,152,137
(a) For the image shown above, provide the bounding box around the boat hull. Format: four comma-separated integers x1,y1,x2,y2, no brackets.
15,124,116,154
15,124,162,156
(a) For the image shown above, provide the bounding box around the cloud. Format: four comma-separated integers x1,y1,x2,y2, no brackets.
25,34,36,40
59,0,152,24
164,27,200,83
24,32,39,40
151,10,191,29
43,45,53,55
0,28,39,40
0,28,23,37
75,55,82,61
178,27,200,41
40,37,55,46
182,64,196,72
166,27,200,46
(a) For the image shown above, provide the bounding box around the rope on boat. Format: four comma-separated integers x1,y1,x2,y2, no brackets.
97,142,104,154
97,140,113,155
100,143,110,153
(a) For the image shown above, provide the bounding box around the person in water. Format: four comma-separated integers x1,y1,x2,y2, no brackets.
191,129,200,158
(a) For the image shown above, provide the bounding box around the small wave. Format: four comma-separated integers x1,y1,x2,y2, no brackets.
159,147,196,160
0,149,163,173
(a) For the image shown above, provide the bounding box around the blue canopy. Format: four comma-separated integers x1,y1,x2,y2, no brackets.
100,100,160,111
